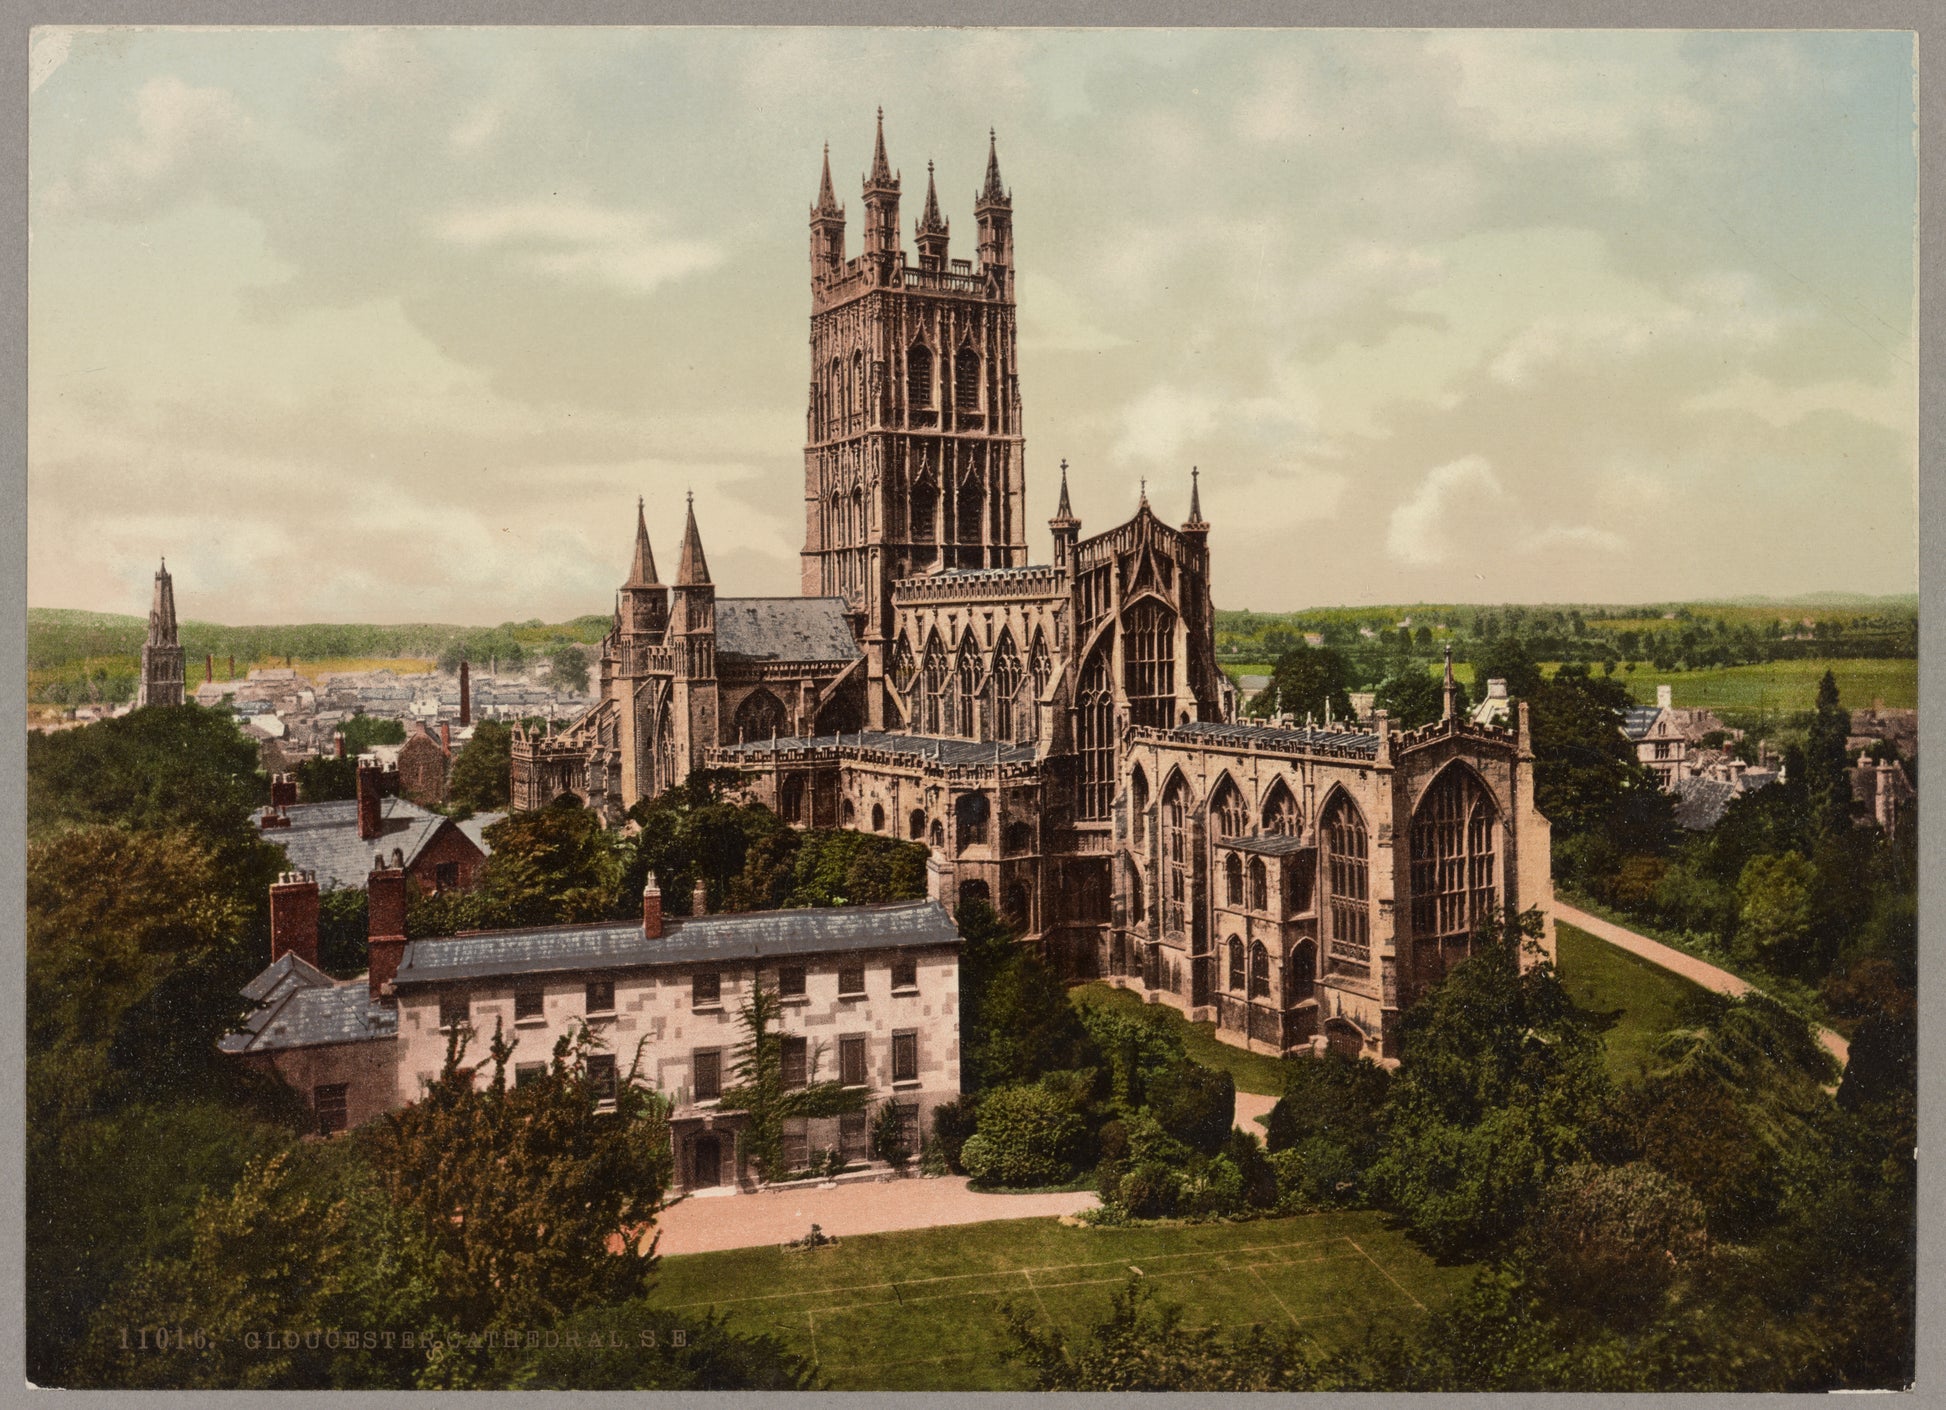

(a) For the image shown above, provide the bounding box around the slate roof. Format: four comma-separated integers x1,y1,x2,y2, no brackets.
221,952,398,1053
457,811,506,853
715,597,861,664
714,730,1039,767
1620,707,1663,741
394,898,960,986
1166,720,1382,757
271,797,462,891
1221,833,1315,857
1672,775,1739,831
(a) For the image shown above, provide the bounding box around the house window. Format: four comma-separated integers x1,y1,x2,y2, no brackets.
839,1034,868,1087
439,991,468,1030
693,1049,721,1103
585,978,616,1014
781,1036,808,1088
314,1083,349,1136
891,958,918,991
892,1030,919,1083
514,986,544,1021
839,1110,870,1161
692,971,721,1007
1228,937,1245,992
1655,740,1672,760
838,966,866,997
778,964,807,998
434,861,459,890
586,1054,618,1106
514,1062,545,1088
896,1102,922,1153
781,1122,811,1172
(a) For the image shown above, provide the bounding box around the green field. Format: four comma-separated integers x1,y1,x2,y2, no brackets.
1224,657,1916,716
1071,982,1289,1097
653,1209,1467,1391
1553,922,1703,1079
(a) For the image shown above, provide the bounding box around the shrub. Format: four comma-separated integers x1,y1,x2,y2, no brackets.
1146,1062,1234,1156
930,1096,978,1174
1518,1162,1707,1326
1222,1129,1280,1210
869,1099,914,1173
963,1085,1086,1187
1115,1161,1182,1219
1181,1155,1245,1219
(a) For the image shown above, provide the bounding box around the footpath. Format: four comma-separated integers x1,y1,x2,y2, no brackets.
1553,900,1850,1068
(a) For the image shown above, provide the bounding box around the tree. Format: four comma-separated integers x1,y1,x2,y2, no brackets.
961,1084,1086,1187
1528,671,1674,855
447,719,513,813
27,704,266,841
956,902,1097,1093
1374,667,1467,728
1248,640,1355,722
715,985,865,1183
1474,638,1543,698
1804,669,1853,838
1518,1162,1707,1327
870,1098,915,1172
1734,852,1817,968
548,644,590,695
1368,910,1622,1258
472,802,623,926
294,752,358,802
340,713,407,754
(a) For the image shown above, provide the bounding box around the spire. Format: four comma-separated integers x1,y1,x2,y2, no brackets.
626,496,660,586
676,491,711,586
1138,477,1150,512
869,106,894,186
148,558,178,645
1183,466,1208,531
918,159,947,235
1442,643,1458,723
1056,459,1075,520
814,141,840,215
979,127,1008,206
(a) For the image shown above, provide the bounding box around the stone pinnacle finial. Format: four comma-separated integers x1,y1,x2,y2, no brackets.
1442,642,1458,723
626,494,659,587
980,127,1007,204
869,106,895,186
814,140,841,215
1184,465,1207,530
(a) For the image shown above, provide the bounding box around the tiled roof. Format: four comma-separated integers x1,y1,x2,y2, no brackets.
272,797,460,891
457,811,506,853
1167,720,1381,757
715,597,861,664
1221,833,1314,857
1671,775,1738,831
714,730,1039,767
395,898,960,986
221,955,397,1053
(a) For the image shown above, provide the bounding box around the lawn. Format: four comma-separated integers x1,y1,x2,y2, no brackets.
652,1209,1468,1391
1553,921,1703,1079
1070,981,1290,1097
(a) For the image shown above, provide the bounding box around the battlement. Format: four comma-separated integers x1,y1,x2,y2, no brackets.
893,563,1068,605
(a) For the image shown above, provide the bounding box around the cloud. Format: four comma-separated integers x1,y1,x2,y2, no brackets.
429,199,722,295
44,75,250,214
1388,454,1628,568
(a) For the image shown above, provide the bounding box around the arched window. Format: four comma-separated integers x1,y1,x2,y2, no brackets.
954,639,981,737
1077,650,1114,821
1029,630,1053,699
780,775,806,825
1262,779,1300,837
1129,765,1149,848
1161,773,1191,937
841,798,855,825
1323,794,1371,972
871,802,885,832
1223,852,1243,907
1211,777,1247,839
921,635,949,735
1004,883,1029,925
954,345,979,410
957,878,991,912
733,688,787,744
989,631,1022,742
1249,941,1271,998
1228,937,1245,991
909,807,926,841
851,349,865,419
909,472,937,543
1411,767,1500,944
891,635,918,695
1249,857,1268,911
851,485,864,545
1128,857,1145,924
1122,598,1176,729
955,792,990,848
1285,939,1315,1003
906,342,933,409
956,475,984,548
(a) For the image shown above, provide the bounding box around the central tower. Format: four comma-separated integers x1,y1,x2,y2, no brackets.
802,111,1027,729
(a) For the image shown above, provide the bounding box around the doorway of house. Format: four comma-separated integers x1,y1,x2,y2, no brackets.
692,1133,722,1189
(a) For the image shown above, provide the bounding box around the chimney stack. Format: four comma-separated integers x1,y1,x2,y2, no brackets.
440,721,452,755
459,660,472,726
692,878,709,916
356,761,383,840
367,853,410,1002
334,732,347,759
1656,683,1673,710
642,872,663,939
270,772,298,810
270,870,320,968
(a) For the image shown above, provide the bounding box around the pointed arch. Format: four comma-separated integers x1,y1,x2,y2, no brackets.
1249,856,1268,911
1122,596,1176,728
850,348,865,419
920,631,949,734
1410,762,1501,945
909,468,938,544
890,634,918,695
1223,852,1243,907
1227,936,1245,991
956,473,984,547
1261,777,1301,837
1128,763,1150,848
953,634,982,737
989,628,1023,742
909,807,927,841
732,688,787,744
1249,940,1271,998
1160,769,1194,938
906,340,934,409
1320,789,1371,974
954,341,980,411
1209,773,1247,839
1076,648,1114,821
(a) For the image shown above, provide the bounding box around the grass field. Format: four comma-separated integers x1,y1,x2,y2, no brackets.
1222,657,1916,715
1071,982,1289,1097
653,1209,1467,1391
1553,922,1703,1079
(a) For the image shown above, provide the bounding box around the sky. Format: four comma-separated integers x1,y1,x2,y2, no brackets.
28,27,1918,625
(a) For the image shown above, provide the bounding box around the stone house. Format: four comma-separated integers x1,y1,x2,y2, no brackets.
270,761,487,896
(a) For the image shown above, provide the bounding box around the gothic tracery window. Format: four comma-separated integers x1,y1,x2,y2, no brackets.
1249,857,1268,912
1323,794,1371,972
1249,941,1271,998
954,344,979,411
1223,852,1243,907
1076,650,1114,822
921,635,949,735
1129,765,1149,848
1122,598,1176,729
1211,778,1247,840
909,472,938,544
1228,937,1244,991
733,689,787,744
1410,767,1499,945
1161,773,1191,938
1262,779,1300,837
954,638,981,738
907,341,933,409
989,631,1023,742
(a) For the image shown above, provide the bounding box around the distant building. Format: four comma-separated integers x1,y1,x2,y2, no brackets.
395,722,454,808
1470,678,1511,728
269,762,486,896
1850,757,1915,839
1847,700,1917,761
1621,684,1737,792
136,559,184,708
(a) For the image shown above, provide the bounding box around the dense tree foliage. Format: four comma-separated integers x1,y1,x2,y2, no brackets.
1244,640,1356,722
446,718,513,813
27,704,268,839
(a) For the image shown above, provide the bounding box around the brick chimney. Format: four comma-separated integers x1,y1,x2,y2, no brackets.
1656,683,1673,710
367,852,410,1003
334,732,347,759
270,870,320,967
356,761,384,840
459,660,472,726
692,878,709,916
270,772,298,810
440,721,452,755
642,872,663,939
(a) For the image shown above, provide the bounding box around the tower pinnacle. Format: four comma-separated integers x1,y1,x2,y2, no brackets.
814,141,840,215
918,160,947,234
868,106,895,187
1442,643,1458,723
1184,466,1207,530
979,127,1008,206
676,491,712,586
626,495,660,587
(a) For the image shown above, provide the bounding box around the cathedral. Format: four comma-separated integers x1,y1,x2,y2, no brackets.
512,113,1554,1063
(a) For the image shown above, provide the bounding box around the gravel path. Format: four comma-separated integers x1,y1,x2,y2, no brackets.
1234,1090,1278,1133
651,1175,1098,1257
1554,900,1849,1067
